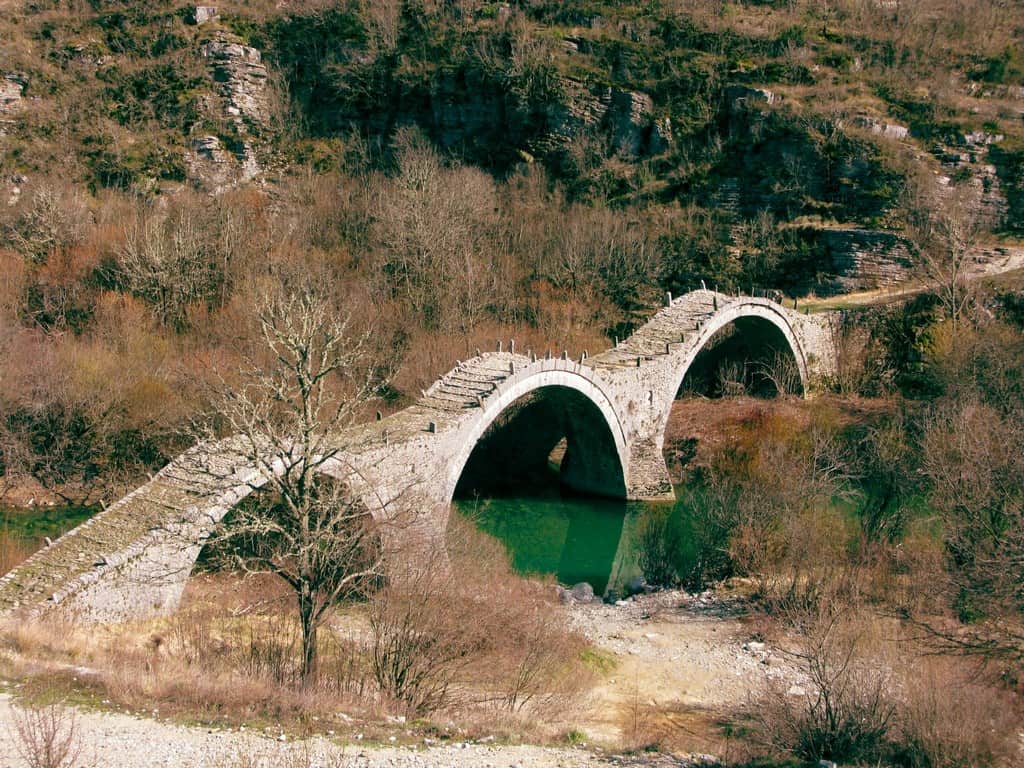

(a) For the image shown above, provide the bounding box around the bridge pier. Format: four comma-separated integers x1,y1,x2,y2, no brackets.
625,438,674,501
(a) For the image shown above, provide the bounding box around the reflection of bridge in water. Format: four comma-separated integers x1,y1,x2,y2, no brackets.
0,290,838,620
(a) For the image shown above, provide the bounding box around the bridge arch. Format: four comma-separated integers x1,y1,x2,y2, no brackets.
656,297,810,424
445,362,630,503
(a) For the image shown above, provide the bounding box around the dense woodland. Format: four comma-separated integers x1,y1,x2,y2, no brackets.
0,1,1023,766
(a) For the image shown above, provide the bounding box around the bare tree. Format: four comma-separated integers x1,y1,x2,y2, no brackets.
201,283,388,683
118,201,238,330
3,185,89,265
917,398,1024,666
373,127,506,333
905,186,980,331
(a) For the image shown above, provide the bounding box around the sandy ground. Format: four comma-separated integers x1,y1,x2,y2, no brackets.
0,590,788,768
570,590,797,750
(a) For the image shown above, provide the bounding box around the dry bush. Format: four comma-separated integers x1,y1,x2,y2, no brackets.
2,184,89,265
829,317,896,396
372,127,508,333
915,328,1024,664
0,249,27,324
360,0,402,52
0,524,34,575
683,408,861,608
636,505,685,588
117,193,260,331
371,516,592,720
745,606,896,764
893,657,1020,768
743,601,1019,768
619,677,664,753
8,698,83,768
278,171,370,257
5,537,588,734
0,614,86,662
756,350,802,396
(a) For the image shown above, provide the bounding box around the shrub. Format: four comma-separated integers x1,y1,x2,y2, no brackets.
10,698,83,768
636,504,684,588
892,659,1019,768
370,516,590,717
745,608,895,764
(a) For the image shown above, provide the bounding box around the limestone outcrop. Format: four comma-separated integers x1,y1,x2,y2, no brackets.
849,115,909,140
0,73,25,146
0,74,24,115
189,36,270,192
814,228,914,294
933,131,1008,229
539,82,663,157
431,73,666,159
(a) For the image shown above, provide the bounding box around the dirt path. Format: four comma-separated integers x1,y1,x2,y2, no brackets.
799,245,1024,314
0,692,618,768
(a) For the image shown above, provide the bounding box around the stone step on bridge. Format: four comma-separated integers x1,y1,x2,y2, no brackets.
0,290,837,622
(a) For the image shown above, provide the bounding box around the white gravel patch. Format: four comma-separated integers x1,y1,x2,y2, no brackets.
0,693,631,768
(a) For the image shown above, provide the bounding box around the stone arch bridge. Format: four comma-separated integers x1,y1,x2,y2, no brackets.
0,290,837,622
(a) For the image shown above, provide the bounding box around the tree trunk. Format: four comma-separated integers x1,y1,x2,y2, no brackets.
299,590,318,686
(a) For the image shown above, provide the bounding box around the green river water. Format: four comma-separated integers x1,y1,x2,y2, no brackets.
453,487,672,595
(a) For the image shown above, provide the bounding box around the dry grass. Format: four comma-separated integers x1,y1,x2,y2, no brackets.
0,528,594,743
0,525,35,576
0,576,380,732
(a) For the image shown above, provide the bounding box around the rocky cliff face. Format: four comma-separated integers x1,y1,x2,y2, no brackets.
429,72,666,161
188,35,271,193
0,74,23,116
933,131,1008,229
0,74,25,180
530,81,662,157
0,73,24,146
813,228,914,294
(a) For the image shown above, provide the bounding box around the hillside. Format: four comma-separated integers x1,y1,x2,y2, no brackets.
0,0,1022,497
